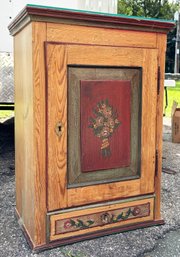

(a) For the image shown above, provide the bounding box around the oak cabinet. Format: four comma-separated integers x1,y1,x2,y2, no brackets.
9,4,175,250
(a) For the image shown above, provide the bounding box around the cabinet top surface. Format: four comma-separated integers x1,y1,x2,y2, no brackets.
9,4,175,35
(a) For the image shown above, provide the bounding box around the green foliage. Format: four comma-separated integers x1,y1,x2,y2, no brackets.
118,0,180,72
118,0,179,19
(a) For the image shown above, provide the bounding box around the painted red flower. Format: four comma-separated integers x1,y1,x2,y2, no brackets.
101,212,112,224
132,207,141,216
64,219,72,229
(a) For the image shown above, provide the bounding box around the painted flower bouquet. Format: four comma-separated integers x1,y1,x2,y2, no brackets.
89,99,121,158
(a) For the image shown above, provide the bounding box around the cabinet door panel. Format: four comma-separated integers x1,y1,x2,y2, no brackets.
68,67,141,187
46,43,158,210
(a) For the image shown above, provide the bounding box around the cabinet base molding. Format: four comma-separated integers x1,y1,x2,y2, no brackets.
16,197,165,252
20,217,165,253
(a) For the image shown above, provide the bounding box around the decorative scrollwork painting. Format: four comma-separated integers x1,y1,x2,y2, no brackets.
80,80,131,172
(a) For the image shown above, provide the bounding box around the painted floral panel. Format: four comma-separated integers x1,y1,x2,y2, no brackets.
80,80,131,172
89,99,121,157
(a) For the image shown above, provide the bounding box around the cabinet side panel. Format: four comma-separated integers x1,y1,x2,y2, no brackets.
14,24,35,242
32,22,47,246
155,33,167,220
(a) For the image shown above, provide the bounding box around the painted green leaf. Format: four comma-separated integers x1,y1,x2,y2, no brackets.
117,213,123,220
77,219,85,227
127,208,132,216
70,219,76,226
121,209,131,220
87,220,94,226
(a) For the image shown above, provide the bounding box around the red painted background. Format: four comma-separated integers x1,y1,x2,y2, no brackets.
80,80,131,172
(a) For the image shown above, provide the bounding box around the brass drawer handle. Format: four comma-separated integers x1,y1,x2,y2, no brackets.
55,122,63,137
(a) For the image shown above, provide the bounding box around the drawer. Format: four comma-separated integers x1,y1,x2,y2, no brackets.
48,197,154,242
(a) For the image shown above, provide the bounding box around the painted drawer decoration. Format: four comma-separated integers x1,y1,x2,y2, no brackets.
55,203,150,235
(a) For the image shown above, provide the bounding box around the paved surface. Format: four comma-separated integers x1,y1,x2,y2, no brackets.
0,117,180,257
144,229,180,257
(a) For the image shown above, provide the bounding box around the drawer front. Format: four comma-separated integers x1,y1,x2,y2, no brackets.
48,197,154,242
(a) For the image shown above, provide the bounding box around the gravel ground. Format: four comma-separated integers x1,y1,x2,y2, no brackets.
0,117,180,257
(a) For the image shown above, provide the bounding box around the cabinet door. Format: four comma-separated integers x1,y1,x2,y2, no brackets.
46,43,158,211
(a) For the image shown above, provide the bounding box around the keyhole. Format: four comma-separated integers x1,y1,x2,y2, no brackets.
58,125,61,133
55,122,63,137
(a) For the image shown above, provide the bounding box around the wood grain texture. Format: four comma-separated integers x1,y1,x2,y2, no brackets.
47,23,157,49
47,44,68,211
49,197,154,241
14,21,47,247
67,44,144,67
32,22,47,246
68,179,141,207
154,34,167,220
14,23,35,243
140,48,158,194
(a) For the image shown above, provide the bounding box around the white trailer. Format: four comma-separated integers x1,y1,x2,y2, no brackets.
0,0,117,104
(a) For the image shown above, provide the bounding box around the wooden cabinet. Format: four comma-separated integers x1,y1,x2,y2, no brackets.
9,5,175,251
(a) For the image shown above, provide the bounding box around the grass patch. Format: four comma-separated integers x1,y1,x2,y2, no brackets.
176,81,180,87
164,81,180,117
